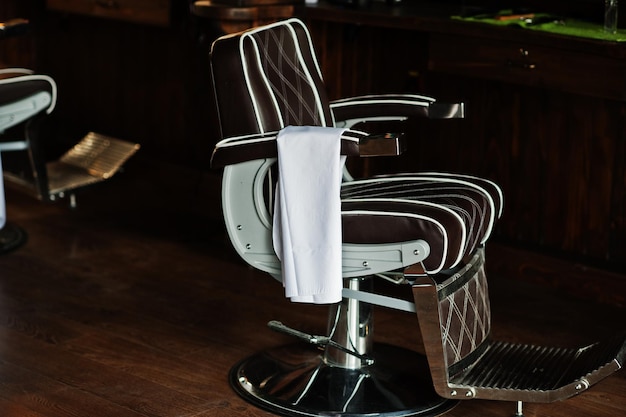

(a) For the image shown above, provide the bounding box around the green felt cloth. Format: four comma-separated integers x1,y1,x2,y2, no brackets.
452,13,626,42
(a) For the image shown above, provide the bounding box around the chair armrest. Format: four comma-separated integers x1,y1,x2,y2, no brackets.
359,133,406,157
0,18,29,40
330,94,464,128
211,129,404,168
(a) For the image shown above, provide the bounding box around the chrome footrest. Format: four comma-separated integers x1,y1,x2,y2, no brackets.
47,131,140,197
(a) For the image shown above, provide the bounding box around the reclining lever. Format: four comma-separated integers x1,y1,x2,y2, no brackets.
268,320,374,365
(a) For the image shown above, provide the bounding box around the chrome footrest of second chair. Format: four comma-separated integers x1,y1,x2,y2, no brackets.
47,131,140,198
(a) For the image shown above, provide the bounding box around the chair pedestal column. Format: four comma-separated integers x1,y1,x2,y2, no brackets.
229,277,458,416
324,277,374,369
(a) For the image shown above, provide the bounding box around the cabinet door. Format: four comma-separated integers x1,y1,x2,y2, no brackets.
429,33,626,101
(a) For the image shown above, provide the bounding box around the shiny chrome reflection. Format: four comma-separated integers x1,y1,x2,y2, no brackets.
230,276,457,416
325,278,374,369
230,343,457,416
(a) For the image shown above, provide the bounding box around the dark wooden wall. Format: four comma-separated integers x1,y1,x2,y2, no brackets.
419,75,626,264
1,0,223,168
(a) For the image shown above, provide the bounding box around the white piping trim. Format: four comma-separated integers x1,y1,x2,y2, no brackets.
0,73,57,114
283,20,327,126
346,175,497,244
240,35,274,133
341,206,459,274
215,128,365,148
215,131,277,146
239,19,327,133
331,93,436,104
418,172,504,218
216,135,276,148
0,68,33,75
330,98,431,109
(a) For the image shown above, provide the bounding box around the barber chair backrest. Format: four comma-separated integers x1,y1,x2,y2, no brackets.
210,18,334,138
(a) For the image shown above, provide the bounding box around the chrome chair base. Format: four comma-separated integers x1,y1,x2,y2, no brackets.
0,222,27,254
230,342,457,417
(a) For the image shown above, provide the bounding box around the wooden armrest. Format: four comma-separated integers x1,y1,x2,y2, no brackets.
359,133,406,157
330,94,465,128
427,102,465,119
210,130,405,168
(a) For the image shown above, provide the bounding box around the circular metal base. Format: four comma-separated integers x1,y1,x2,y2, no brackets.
230,343,458,417
0,222,27,254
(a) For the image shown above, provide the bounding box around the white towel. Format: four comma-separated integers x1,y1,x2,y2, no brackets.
273,125,346,304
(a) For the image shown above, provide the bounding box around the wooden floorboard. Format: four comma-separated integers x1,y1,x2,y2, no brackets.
0,157,623,417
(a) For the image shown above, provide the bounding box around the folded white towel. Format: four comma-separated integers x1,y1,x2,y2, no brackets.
273,125,346,304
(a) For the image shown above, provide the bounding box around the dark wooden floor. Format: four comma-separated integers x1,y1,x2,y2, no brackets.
0,157,624,417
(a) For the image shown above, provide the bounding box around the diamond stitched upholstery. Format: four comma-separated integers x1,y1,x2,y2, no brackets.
236,21,333,133
413,249,626,403
436,251,491,367
342,175,495,256
248,27,323,127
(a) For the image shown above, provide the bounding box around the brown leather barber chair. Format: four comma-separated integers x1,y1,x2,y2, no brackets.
210,16,624,417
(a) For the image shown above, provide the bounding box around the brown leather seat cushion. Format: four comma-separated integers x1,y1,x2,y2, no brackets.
341,174,502,273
